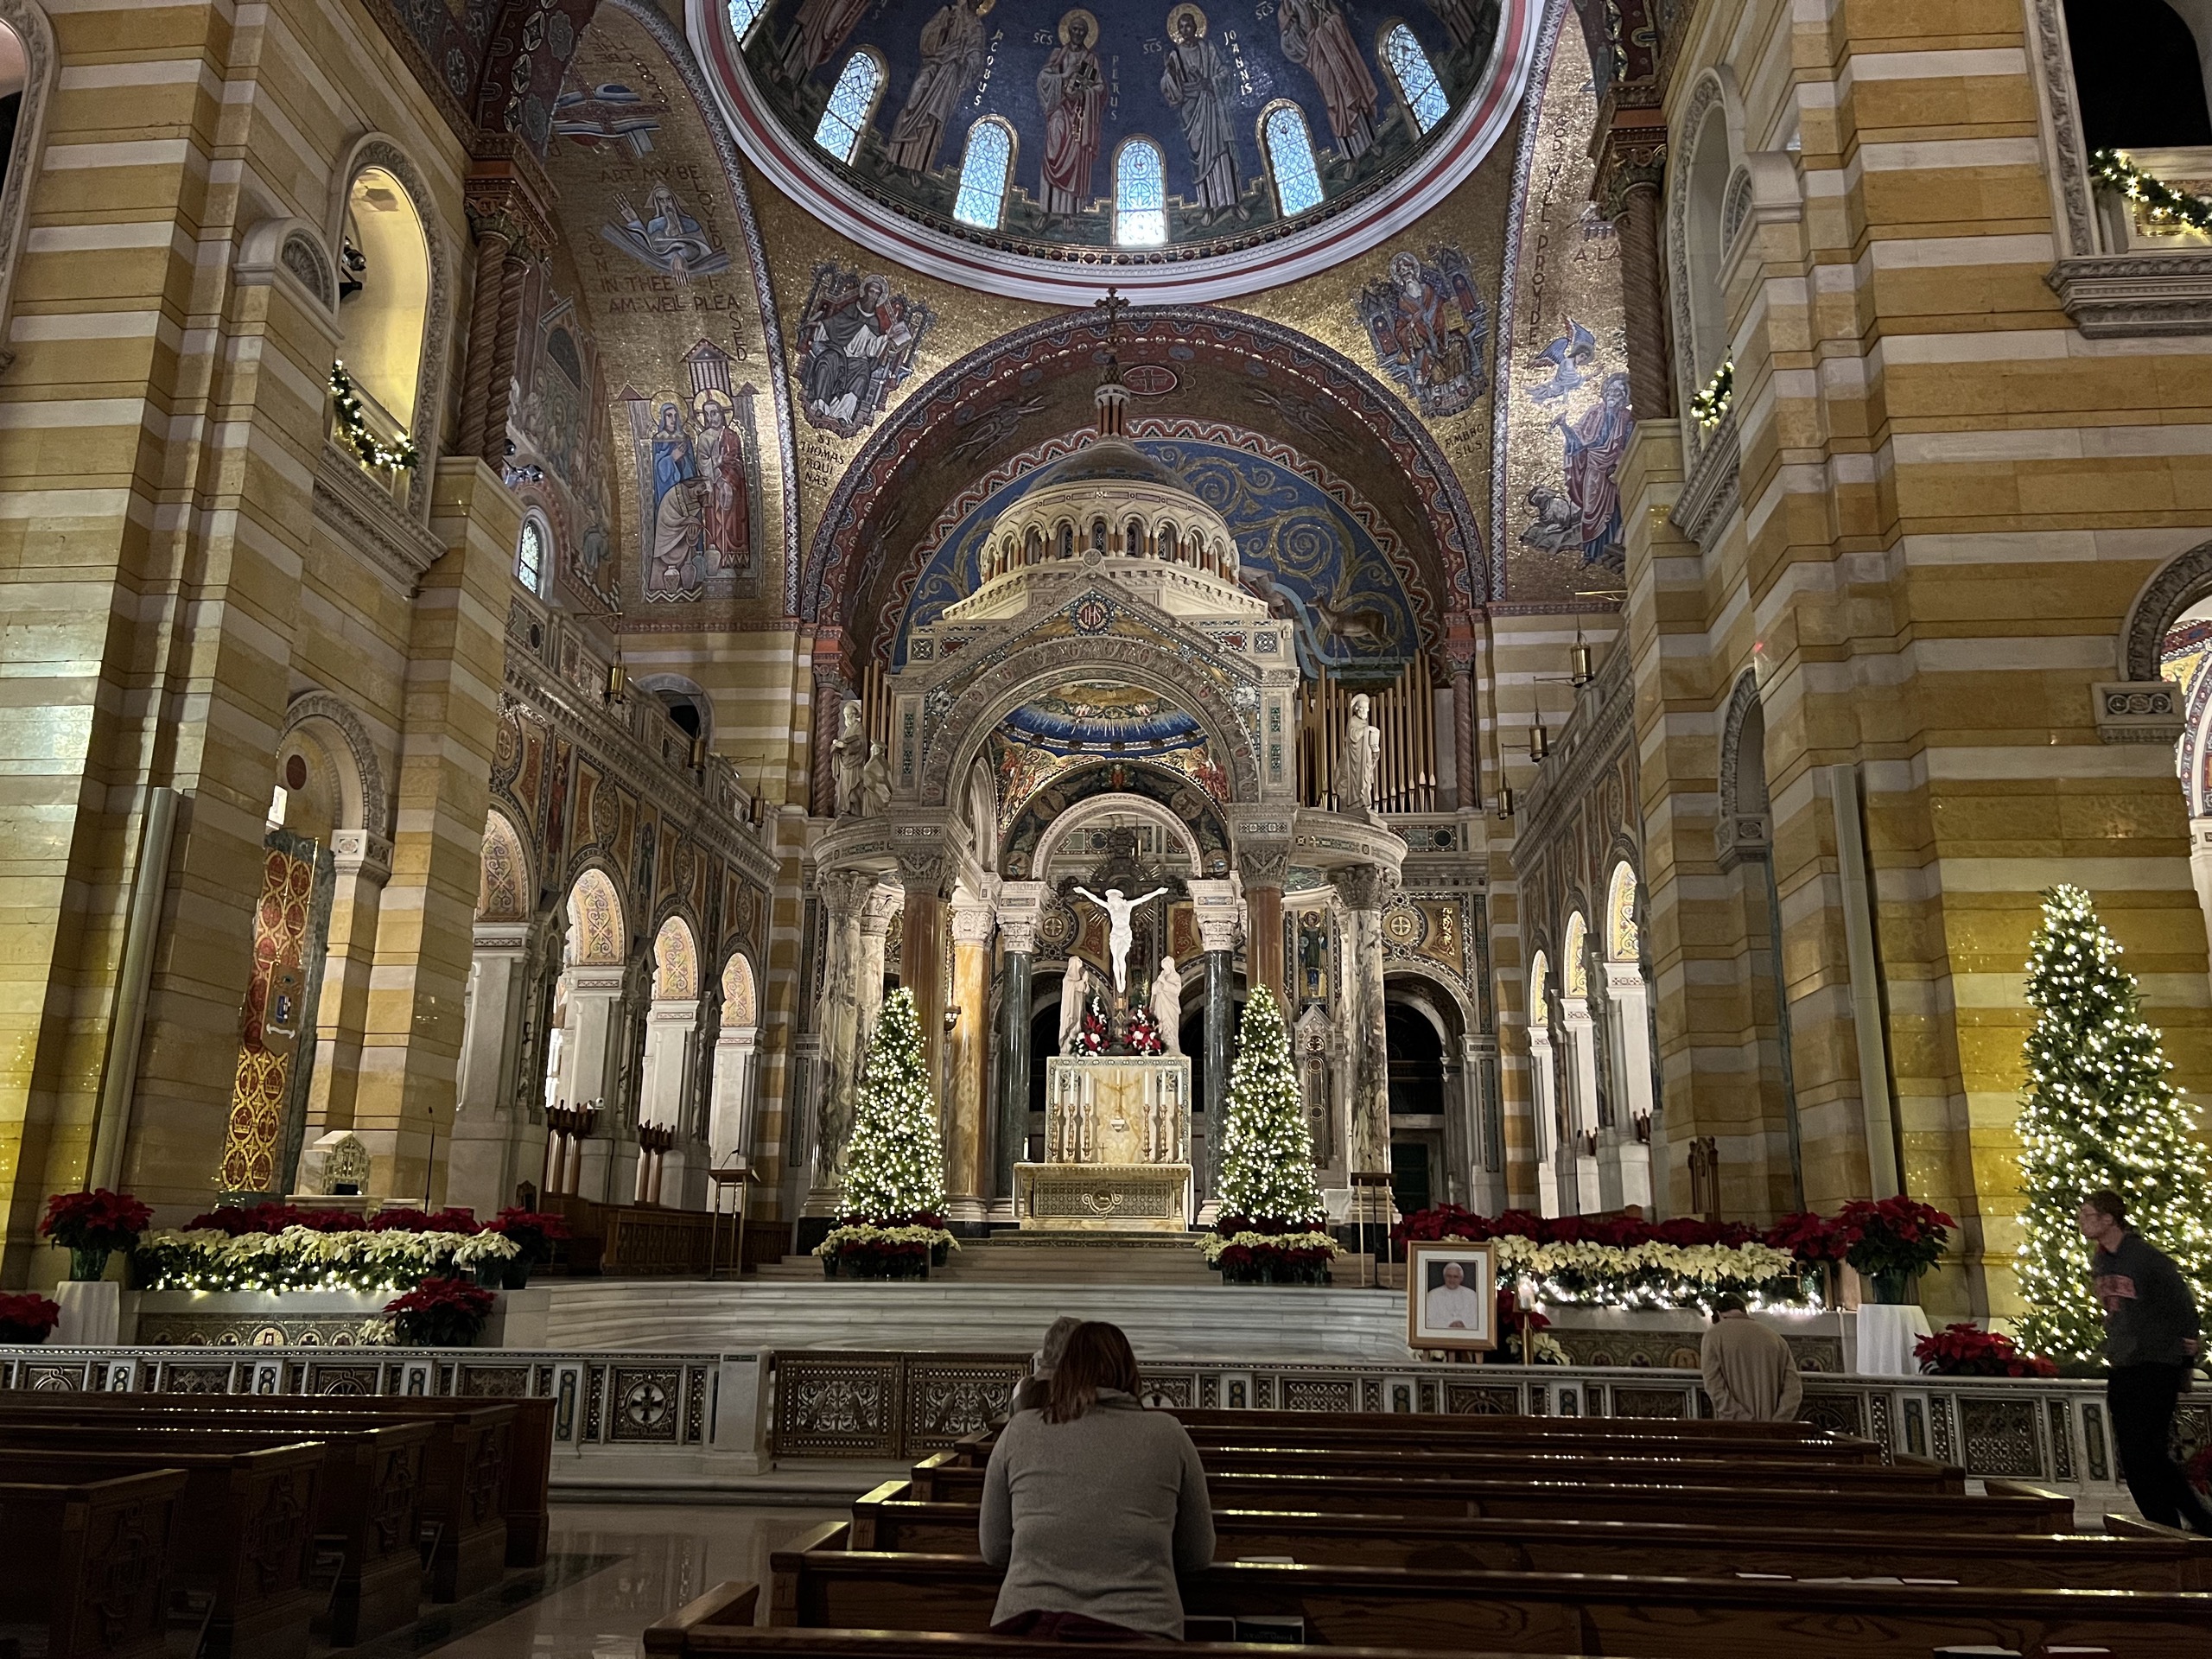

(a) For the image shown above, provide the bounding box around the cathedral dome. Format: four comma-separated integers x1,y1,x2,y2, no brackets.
702,0,1545,302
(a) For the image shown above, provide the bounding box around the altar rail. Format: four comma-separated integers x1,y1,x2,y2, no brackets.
5,1345,2198,1506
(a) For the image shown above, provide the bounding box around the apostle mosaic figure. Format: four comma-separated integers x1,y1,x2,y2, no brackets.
887,0,995,172
645,402,705,599
1073,884,1169,997
1339,692,1381,815
1149,955,1184,1055
1279,0,1377,162
1159,6,1240,220
781,0,870,82
1554,372,1635,568
795,270,924,435
831,699,869,817
1036,10,1104,219
691,389,749,574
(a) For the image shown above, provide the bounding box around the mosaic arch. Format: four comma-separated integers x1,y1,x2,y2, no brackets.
654,913,700,998
1561,911,1587,998
805,305,1485,666
1001,756,1233,880
890,423,1425,677
1529,949,1550,1027
569,867,627,965
1605,860,1638,962
479,810,531,922
722,950,758,1024
699,0,1546,302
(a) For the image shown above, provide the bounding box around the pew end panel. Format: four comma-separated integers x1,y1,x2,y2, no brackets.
0,1471,183,1659
769,1522,859,1626
645,1580,764,1652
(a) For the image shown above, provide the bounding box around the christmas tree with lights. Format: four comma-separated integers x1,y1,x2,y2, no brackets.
836,987,947,1223
2013,885,2212,1363
1216,985,1325,1227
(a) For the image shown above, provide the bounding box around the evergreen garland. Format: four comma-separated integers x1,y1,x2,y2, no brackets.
1691,359,1733,429
329,360,421,470
2012,885,2212,1363
2090,148,2212,237
836,987,948,1223
1215,985,1325,1227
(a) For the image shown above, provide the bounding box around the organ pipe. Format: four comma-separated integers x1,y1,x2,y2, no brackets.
1298,657,1439,814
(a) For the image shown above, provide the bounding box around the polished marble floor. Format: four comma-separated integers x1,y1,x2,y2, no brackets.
391,1502,849,1659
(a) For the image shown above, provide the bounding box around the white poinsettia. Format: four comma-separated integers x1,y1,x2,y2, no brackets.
135,1224,516,1293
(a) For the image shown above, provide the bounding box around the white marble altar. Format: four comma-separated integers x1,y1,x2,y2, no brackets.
1014,1054,1192,1230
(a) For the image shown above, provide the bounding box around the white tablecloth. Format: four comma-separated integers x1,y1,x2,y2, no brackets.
1853,1303,1933,1376
54,1280,121,1346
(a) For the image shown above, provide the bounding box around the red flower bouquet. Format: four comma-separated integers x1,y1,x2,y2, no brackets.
1914,1322,2058,1379
0,1291,61,1344
41,1188,154,1280
368,1207,480,1235
483,1207,570,1287
383,1275,498,1346
1127,1005,1165,1056
1839,1196,1954,1286
1766,1211,1855,1266
185,1202,362,1235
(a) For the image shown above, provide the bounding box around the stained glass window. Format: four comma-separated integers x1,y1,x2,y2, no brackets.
1115,139,1167,248
1261,103,1323,215
1382,25,1449,135
727,0,767,42
952,118,1014,229
814,52,882,163
516,517,545,593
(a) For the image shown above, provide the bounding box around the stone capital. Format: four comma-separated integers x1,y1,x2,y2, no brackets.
817,867,878,922
330,829,394,885
1332,864,1394,913
569,967,627,996
471,921,530,956
861,883,902,935
950,895,998,946
1187,878,1242,954
995,880,1046,955
895,848,955,897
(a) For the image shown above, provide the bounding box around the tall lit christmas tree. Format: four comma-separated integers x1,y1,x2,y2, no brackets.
1215,985,1325,1226
2013,884,2212,1362
836,987,947,1223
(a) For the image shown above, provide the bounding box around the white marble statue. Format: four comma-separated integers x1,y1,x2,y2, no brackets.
831,699,869,817
1149,955,1183,1054
1072,884,1168,996
1058,955,1090,1054
1339,692,1382,815
859,741,892,818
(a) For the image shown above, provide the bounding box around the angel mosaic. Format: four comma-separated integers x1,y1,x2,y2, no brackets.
1355,245,1489,418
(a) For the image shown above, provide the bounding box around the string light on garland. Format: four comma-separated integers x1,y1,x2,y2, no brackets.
2012,884,2212,1364
2088,148,2212,238
328,360,421,470
1691,359,1733,429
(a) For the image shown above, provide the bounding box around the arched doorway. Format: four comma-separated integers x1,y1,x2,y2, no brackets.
1385,1000,1444,1215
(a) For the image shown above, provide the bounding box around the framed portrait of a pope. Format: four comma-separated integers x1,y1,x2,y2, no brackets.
1406,1239,1497,1352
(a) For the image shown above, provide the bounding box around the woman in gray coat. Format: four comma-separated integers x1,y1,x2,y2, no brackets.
980,1320,1214,1639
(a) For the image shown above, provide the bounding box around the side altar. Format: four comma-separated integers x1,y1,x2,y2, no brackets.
1013,1055,1193,1230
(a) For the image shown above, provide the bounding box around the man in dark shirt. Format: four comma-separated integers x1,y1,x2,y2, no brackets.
2081,1189,2212,1533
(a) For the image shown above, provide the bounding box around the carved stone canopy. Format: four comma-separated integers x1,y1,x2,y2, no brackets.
1055,825,1187,909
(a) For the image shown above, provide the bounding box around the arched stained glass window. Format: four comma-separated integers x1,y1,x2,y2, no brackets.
727,0,769,42
952,118,1014,229
1260,102,1323,216
516,517,546,594
1114,139,1167,248
1381,25,1449,135
814,52,883,163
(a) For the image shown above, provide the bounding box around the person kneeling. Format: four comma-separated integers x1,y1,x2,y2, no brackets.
980,1320,1214,1640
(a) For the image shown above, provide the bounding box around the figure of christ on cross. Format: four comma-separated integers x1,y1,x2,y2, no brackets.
1071,884,1168,997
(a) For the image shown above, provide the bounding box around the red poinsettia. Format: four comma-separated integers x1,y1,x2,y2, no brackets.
486,1208,572,1263
40,1190,154,1254
1391,1205,1761,1252
1767,1211,1857,1266
0,1292,61,1338
383,1274,498,1347
185,1202,365,1235
1914,1322,2057,1379
367,1207,480,1235
1840,1197,1955,1281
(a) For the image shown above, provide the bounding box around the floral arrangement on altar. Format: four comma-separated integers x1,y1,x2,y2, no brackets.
1074,994,1108,1056
814,1219,958,1278
382,1275,496,1346
1495,1287,1565,1364
1126,1004,1165,1056
1914,1322,2058,1380
135,1211,518,1293
482,1208,570,1287
1201,1220,1343,1285
41,1189,155,1281
1823,1197,1955,1302
1393,1205,1807,1308
0,1291,61,1344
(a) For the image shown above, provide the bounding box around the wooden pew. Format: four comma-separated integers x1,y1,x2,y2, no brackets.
645,1581,1663,1659
0,1469,183,1659
935,1440,1960,1493
849,1481,2212,1592
949,1413,1885,1467
0,1441,324,1659
0,1415,430,1644
906,1460,2074,1534
767,1523,2212,1657
0,1394,527,1601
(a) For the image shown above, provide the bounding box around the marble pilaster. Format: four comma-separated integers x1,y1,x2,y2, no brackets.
1334,865,1392,1183
994,881,1044,1206
806,868,874,1212
1189,879,1239,1198
946,890,995,1218
447,922,531,1217
1560,996,1600,1215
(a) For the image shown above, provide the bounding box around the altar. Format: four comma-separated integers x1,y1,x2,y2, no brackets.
1012,1054,1193,1231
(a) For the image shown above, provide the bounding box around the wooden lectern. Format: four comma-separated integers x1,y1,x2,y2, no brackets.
707,1159,757,1281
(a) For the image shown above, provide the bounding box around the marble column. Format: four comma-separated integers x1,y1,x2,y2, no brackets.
1334,865,1392,1182
1604,961,1656,1213
898,851,952,1107
1560,995,1601,1215
638,995,702,1205
563,966,628,1204
856,885,899,1059
807,868,874,1211
306,829,392,1140
447,922,530,1217
1448,653,1478,813
994,882,1044,1205
1188,879,1240,1198
1527,1021,1562,1218
946,890,995,1219
1242,851,1289,1007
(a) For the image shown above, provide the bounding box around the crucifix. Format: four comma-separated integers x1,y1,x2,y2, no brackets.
1071,883,1167,997
1093,286,1129,342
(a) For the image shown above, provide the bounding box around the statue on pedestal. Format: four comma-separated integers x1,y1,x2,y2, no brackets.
1058,955,1091,1054
1338,692,1382,816
1150,955,1183,1054
1072,883,1168,996
831,699,869,817
860,741,893,817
